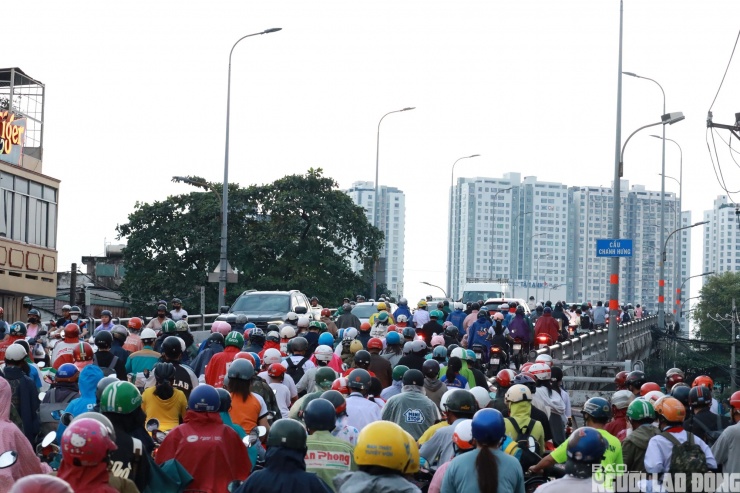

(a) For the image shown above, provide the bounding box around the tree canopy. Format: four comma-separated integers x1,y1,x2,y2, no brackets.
116,169,383,313
691,271,740,348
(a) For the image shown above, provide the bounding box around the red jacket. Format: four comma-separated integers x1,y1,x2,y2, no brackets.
534,314,560,343
0,335,25,361
205,346,241,387
258,341,284,362
156,410,250,493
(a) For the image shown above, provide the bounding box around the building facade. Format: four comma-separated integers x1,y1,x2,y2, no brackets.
0,68,59,321
345,181,405,297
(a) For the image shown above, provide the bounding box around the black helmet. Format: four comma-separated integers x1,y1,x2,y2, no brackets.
320,390,347,416
101,310,113,318
290,336,309,353
471,302,480,311
172,298,182,305
445,325,459,338
249,328,265,343
688,386,712,407
9,322,27,337
670,383,691,406
625,371,646,390
353,350,371,368
162,336,184,359
403,369,425,386
95,376,119,402
267,418,308,451
94,330,113,349
216,388,232,413
347,369,371,391
303,398,337,432
402,327,416,340
28,309,40,317
477,309,488,319
422,359,440,379
445,389,478,416
516,305,525,315
207,332,225,347
157,304,167,312
153,362,176,382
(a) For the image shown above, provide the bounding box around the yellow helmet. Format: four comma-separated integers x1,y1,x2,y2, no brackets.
349,340,364,354
402,430,420,473
354,421,415,473
376,302,387,311
418,300,428,308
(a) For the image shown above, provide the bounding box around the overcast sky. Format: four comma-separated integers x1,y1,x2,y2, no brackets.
7,0,740,306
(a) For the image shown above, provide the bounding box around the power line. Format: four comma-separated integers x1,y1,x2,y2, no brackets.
709,29,740,111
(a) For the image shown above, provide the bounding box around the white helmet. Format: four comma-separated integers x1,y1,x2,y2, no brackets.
297,315,310,328
314,345,333,362
644,390,665,405
454,302,465,310
396,314,408,323
611,389,634,410
470,386,492,409
535,354,553,367
140,328,157,340
5,344,27,362
280,326,296,339
529,363,552,381
450,347,466,360
342,328,358,340
285,312,298,322
402,341,413,355
505,384,532,403
399,298,408,306
666,367,684,378
263,348,282,366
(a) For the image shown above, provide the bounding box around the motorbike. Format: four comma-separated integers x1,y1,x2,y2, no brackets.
146,418,168,447
488,345,508,376
511,338,524,370
524,456,566,493
227,426,271,492
534,334,553,351
471,344,489,375
36,431,60,464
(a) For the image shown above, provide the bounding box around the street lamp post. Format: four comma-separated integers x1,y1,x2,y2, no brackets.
653,135,683,323
421,281,448,299
372,106,415,300
623,71,670,333
527,232,546,300
448,154,480,298
662,221,708,327
659,173,680,321
219,27,282,309
609,110,685,359
489,187,513,280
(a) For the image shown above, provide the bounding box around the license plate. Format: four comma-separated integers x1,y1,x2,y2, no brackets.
476,353,482,359
513,344,521,351
492,358,500,365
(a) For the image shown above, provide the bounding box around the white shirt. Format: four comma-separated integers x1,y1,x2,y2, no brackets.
532,386,565,419
258,371,298,399
345,392,382,432
170,309,188,320
269,382,292,419
559,388,572,420
711,422,740,474
282,355,316,373
413,310,430,328
644,428,717,473
710,397,719,415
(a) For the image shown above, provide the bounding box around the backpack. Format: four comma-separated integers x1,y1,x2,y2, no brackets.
692,415,724,447
506,417,541,470
40,388,77,435
285,356,309,386
251,376,282,421
93,353,119,377
580,314,592,331
661,431,708,475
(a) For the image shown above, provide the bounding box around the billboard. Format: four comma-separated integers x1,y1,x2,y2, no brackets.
0,111,26,166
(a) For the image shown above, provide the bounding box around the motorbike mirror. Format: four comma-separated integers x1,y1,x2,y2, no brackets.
227,480,243,493
37,361,46,369
146,418,161,432
0,451,17,469
60,412,74,426
255,425,267,437
38,391,46,401
42,431,57,448
37,330,48,337
294,306,308,315
155,431,167,442
219,306,230,314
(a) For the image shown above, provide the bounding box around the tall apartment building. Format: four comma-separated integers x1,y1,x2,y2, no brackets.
345,181,406,297
448,173,688,315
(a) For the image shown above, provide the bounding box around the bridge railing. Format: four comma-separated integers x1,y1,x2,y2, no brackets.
83,313,223,332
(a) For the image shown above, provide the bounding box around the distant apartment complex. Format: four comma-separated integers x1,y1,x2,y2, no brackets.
702,195,739,278
345,181,406,297
448,173,689,320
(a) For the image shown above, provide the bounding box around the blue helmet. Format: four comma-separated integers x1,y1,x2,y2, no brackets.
245,322,256,329
188,385,220,412
465,349,476,362
56,363,79,381
385,331,401,345
318,332,334,347
303,398,337,432
566,427,607,464
582,397,612,420
432,345,447,360
249,352,261,370
471,408,505,445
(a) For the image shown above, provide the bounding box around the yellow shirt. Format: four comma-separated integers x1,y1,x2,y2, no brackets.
550,428,623,489
141,386,187,432
418,421,449,445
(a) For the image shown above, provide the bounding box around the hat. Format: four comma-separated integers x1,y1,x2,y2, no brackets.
543,307,552,313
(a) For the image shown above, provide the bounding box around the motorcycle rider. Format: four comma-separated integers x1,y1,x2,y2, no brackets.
57,417,121,493
0,321,28,361
382,368,439,440
25,308,43,339
534,306,560,344
109,325,131,366
92,331,127,380
397,339,427,372
157,384,250,493
304,398,357,491
530,363,566,445
393,297,412,322
291,366,338,419
125,328,160,390
442,324,459,347
159,336,199,399
191,332,225,377
94,310,115,333
380,364,408,401
605,389,633,441
508,305,533,351
422,359,447,410
420,310,443,345
40,363,80,435
344,368,382,432
503,384,546,454
366,337,392,388
205,331,244,387
55,365,104,445
169,297,188,320
145,304,169,331
711,390,740,474
622,398,659,473
413,299,430,328
123,317,144,353
244,327,266,354
4,344,40,443
445,303,466,332
534,427,609,493
692,375,721,414
381,330,404,367
685,385,730,443
624,370,647,397
466,308,493,357
141,362,187,432
419,389,479,468
336,304,361,331
227,359,272,432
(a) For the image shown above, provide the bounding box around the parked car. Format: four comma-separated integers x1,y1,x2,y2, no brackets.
217,289,314,329
351,301,399,325
482,297,531,315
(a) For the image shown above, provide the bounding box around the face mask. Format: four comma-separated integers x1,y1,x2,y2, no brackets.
158,313,165,319
71,315,79,321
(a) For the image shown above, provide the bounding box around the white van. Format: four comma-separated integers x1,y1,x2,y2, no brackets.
461,282,508,304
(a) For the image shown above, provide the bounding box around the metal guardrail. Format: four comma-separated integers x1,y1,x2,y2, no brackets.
84,313,223,332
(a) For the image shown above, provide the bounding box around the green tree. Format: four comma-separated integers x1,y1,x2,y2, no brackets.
116,169,383,313
692,271,740,350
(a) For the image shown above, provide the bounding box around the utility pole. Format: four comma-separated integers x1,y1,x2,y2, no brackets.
733,298,737,392
70,263,77,307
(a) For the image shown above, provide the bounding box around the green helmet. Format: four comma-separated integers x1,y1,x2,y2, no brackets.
225,331,245,348
627,398,656,421
309,321,322,330
100,381,142,414
430,310,444,319
267,418,308,451
315,367,337,390
161,319,177,333
319,322,328,332
392,365,409,382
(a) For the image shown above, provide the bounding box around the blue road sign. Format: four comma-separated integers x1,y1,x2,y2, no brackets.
596,239,633,258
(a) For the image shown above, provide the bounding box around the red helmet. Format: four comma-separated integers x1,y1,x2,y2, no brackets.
360,322,371,332
665,373,684,390
268,363,286,378
63,324,80,340
331,377,350,395
640,382,662,396
387,324,399,333
73,342,94,362
234,352,255,365
321,308,331,317
692,375,714,390
614,371,629,390
729,391,740,410
61,418,117,467
520,362,533,374
367,338,383,350
495,369,517,388
127,317,144,330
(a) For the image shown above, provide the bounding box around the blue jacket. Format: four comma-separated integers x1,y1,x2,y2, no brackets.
56,364,104,443
4,365,40,443
111,339,130,366
235,446,332,493
467,318,492,352
393,306,412,322
191,343,224,376
446,310,466,330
